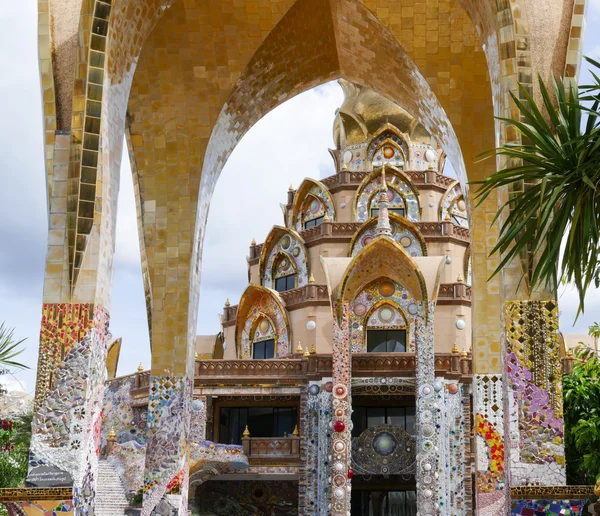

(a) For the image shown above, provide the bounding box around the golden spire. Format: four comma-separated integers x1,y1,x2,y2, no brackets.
309,272,315,284
452,343,459,354
194,352,199,359
303,346,310,358
309,343,317,355
457,273,464,283
137,362,144,372
460,346,468,358
296,341,303,353
323,212,330,222
242,425,250,437
342,161,348,171
251,238,256,246
289,184,294,191
225,298,231,307
444,212,451,221
108,427,116,440
292,425,299,436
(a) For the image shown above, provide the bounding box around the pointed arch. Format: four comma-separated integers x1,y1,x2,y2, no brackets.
354,166,421,223
439,181,469,228
349,213,427,257
291,178,336,231
337,236,428,324
259,226,309,289
235,284,291,359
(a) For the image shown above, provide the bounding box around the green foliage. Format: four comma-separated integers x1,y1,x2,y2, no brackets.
563,344,600,485
0,322,28,370
472,56,600,315
0,413,32,488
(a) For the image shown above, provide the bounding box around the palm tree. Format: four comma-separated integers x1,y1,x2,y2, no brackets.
0,323,28,370
473,57,600,314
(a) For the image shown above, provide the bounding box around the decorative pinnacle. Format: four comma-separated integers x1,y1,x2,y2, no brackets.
309,344,317,355
137,362,144,372
296,341,303,353
452,343,459,354
303,346,310,358
292,424,299,436
457,273,464,283
289,184,294,191
251,238,256,246
460,346,468,358
194,352,199,359
375,165,392,236
108,427,116,440
243,425,251,437
309,272,315,284
323,212,330,222
225,298,231,307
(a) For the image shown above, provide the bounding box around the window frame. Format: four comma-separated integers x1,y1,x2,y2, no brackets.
304,215,325,230
366,328,407,353
252,338,275,359
274,273,296,292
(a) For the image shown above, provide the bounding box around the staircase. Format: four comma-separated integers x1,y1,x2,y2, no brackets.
96,460,129,516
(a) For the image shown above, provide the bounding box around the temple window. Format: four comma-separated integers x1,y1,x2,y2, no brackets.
302,196,326,229
371,206,405,218
352,405,416,437
218,406,298,445
274,274,296,292
304,214,324,229
366,328,407,352
252,338,275,359
272,254,297,292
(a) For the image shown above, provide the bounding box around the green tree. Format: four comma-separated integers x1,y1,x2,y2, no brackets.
563,342,600,485
473,57,600,314
0,413,32,488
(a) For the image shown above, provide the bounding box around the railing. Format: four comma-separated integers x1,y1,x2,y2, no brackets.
194,358,306,384
242,436,300,461
437,282,471,305
278,284,329,308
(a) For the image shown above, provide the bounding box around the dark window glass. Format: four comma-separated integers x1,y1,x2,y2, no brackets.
367,329,407,352
253,339,275,359
274,274,296,292
351,406,416,436
351,490,417,516
371,207,405,217
304,215,324,229
218,406,298,444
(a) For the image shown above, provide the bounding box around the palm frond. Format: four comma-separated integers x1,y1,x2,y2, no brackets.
472,57,600,314
0,323,28,370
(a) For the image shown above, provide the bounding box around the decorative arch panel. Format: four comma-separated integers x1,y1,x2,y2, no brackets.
350,213,427,257
354,168,420,223
259,227,309,289
235,285,291,359
367,129,409,169
440,181,469,228
291,179,335,231
348,279,418,353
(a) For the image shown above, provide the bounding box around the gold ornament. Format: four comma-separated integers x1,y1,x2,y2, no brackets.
243,425,251,437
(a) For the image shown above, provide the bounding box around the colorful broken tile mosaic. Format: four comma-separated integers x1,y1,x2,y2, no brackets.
511,499,586,515
239,293,290,358
262,231,309,289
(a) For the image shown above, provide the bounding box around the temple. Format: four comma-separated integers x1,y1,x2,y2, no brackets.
0,0,594,515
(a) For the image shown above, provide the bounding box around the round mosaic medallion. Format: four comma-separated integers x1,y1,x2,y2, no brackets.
324,382,333,393
260,296,270,310
310,199,320,214
400,236,412,248
333,384,347,399
379,306,395,323
425,148,436,162
353,303,367,316
407,303,418,315
383,146,395,159
308,384,320,395
281,236,291,250
386,189,395,202
457,199,466,212
363,236,373,246
419,384,434,397
373,432,397,456
258,319,269,333
292,247,300,257
379,281,395,297
447,383,459,395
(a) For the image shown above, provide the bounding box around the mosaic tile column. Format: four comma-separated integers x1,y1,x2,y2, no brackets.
28,304,109,515
504,301,566,485
414,301,440,516
329,304,352,516
142,376,192,516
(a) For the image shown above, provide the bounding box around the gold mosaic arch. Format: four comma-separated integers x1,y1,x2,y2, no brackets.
234,284,291,358
353,165,421,221
366,124,411,161
291,178,336,228
337,236,429,324
348,212,428,257
248,312,277,351
363,298,408,328
438,180,466,220
258,226,309,284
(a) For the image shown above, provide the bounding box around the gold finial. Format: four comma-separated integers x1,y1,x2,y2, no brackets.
137,362,144,372
309,344,317,355
251,238,256,246
292,424,299,436
194,352,199,359
108,427,116,440
243,425,250,437
289,184,294,191
225,298,230,307
444,212,451,221
460,346,468,358
457,273,464,283
342,162,348,171
323,212,330,222
452,343,459,354
309,272,315,284
296,341,303,353
303,346,310,358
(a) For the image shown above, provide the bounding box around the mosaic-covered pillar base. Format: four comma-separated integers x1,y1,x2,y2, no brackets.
329,304,352,516
474,374,507,514
436,379,467,514
505,301,566,485
511,499,587,515
142,376,192,516
415,301,439,515
4,500,74,516
28,304,109,515
306,381,332,516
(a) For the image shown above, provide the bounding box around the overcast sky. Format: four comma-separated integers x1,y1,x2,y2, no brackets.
1,1,600,394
